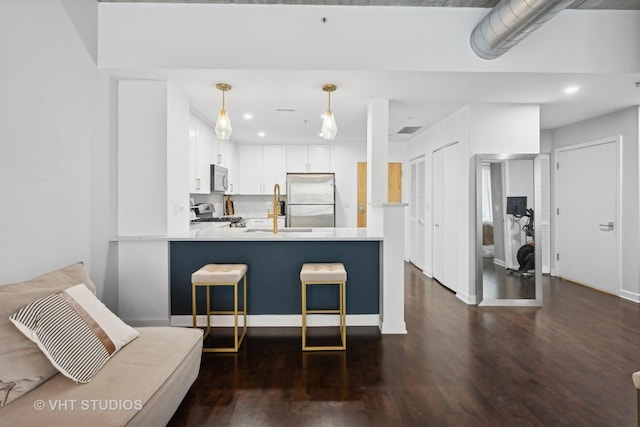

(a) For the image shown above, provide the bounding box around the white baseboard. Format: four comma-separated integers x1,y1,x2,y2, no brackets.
493,258,506,268
456,292,477,305
126,317,171,327
620,289,640,303
378,320,407,334
171,314,380,328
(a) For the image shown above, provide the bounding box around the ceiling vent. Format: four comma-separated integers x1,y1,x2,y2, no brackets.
397,126,422,135
275,108,296,112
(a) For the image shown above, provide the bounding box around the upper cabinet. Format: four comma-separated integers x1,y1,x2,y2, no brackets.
215,138,238,194
189,115,212,194
286,144,332,173
237,144,286,195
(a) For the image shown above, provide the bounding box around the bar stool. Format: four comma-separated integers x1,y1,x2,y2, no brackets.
300,263,347,351
191,264,247,353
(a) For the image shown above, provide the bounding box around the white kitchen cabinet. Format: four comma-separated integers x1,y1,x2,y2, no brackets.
237,144,286,194
262,145,287,194
188,114,213,194
215,138,238,194
286,144,332,173
308,145,332,172
224,140,238,194
237,145,263,194
286,145,309,173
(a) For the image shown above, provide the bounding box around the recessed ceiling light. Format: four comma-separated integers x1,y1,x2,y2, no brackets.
243,113,253,120
564,86,580,94
318,132,324,137
258,131,265,137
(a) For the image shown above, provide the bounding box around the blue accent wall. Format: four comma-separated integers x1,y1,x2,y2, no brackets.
170,240,380,315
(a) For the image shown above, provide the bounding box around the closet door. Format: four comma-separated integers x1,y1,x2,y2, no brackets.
432,143,460,292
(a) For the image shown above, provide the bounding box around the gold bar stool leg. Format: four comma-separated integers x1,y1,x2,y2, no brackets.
192,282,197,328
191,264,248,353
300,263,347,351
301,281,307,350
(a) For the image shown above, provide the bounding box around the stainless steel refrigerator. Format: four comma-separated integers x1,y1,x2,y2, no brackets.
286,173,335,227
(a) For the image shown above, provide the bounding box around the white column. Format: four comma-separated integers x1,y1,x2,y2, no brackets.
366,98,407,334
377,203,408,334
366,99,389,234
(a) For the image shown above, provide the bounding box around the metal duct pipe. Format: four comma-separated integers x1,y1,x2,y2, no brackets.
470,0,574,60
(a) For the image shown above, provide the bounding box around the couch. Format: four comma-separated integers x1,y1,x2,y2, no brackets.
0,262,203,426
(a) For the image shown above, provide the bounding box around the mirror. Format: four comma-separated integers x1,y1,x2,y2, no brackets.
474,154,545,306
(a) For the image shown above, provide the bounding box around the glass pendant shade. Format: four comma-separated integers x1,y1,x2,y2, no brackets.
321,110,338,140
215,109,232,141
320,84,338,140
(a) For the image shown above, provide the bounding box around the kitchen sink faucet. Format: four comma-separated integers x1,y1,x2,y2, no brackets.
268,183,281,233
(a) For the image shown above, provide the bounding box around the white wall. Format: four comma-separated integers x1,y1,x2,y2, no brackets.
117,81,169,236
408,104,540,303
0,1,98,285
98,4,640,74
166,84,191,236
549,106,640,300
334,142,367,228
117,81,191,237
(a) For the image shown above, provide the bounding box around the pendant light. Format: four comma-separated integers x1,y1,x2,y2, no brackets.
215,83,232,141
320,84,338,140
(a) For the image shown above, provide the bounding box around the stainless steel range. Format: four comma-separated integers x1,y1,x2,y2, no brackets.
193,216,246,227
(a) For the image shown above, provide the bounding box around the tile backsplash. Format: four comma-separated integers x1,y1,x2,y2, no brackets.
190,194,286,219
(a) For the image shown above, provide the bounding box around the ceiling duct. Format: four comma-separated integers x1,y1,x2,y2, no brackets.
470,0,574,60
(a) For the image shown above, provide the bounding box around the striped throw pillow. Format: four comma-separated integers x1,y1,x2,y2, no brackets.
9,284,139,384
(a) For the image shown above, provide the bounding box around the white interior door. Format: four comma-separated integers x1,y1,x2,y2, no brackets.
556,138,619,294
433,143,460,292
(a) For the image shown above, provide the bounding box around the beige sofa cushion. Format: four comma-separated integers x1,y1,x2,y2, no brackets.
10,283,139,384
0,262,97,406
0,327,203,426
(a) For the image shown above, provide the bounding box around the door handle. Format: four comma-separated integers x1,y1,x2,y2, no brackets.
599,221,614,231
359,203,366,213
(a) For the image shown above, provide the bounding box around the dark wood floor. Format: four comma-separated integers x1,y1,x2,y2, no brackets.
169,262,640,426
483,257,535,300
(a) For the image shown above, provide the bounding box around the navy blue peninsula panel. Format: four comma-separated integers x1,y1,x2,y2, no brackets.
170,240,380,315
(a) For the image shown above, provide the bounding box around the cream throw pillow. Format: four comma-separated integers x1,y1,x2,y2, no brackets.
0,262,97,406
10,284,139,384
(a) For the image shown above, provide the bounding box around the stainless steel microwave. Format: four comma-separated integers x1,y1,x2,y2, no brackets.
210,164,228,193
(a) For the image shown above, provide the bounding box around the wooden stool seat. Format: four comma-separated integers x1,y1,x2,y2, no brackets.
300,262,347,351
192,263,247,353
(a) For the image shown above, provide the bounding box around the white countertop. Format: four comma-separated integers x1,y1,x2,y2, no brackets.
114,224,383,242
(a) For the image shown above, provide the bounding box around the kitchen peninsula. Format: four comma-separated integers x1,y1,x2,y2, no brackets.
115,225,388,330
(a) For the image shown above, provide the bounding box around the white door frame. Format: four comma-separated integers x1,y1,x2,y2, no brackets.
409,155,426,270
553,136,622,295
